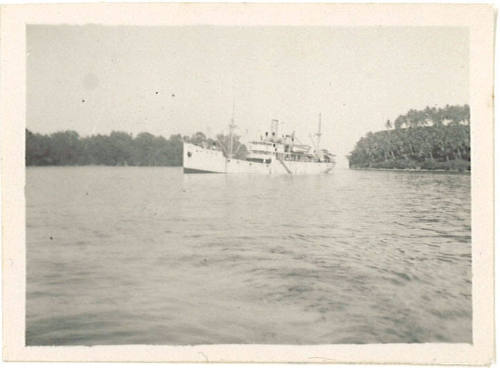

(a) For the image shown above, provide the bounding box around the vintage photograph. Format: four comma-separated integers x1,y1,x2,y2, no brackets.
0,3,494,364
25,24,472,346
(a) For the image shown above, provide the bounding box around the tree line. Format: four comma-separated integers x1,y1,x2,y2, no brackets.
348,104,470,171
26,129,246,166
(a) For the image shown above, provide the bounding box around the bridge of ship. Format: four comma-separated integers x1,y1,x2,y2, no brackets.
246,138,331,163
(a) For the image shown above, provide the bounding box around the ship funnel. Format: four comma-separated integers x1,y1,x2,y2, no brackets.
271,119,279,137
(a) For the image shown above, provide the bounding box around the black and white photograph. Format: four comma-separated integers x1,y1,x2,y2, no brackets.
1,3,495,364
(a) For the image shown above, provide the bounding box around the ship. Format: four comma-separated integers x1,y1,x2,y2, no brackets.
183,114,335,175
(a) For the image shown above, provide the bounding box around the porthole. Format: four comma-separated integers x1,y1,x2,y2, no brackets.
187,151,192,157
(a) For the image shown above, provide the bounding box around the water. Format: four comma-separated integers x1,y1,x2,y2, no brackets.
26,167,471,345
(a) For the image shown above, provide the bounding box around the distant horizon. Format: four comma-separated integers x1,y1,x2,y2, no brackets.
26,101,470,161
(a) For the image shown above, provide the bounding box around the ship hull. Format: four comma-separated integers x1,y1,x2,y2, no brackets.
183,142,334,175
183,168,223,174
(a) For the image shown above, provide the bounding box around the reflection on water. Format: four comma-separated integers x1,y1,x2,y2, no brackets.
26,167,471,345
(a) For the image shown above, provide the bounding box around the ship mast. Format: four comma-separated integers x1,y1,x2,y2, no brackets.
315,113,322,156
228,99,237,159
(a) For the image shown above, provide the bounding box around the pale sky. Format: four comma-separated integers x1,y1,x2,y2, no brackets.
27,25,468,167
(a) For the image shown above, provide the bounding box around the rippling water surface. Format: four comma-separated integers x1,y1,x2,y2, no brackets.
26,167,471,345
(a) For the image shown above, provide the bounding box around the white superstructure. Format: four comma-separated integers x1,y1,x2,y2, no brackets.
183,116,335,175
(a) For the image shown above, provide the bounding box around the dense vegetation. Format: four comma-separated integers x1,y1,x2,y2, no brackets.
26,130,246,166
348,105,470,171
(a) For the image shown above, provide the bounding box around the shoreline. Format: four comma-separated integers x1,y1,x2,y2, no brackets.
349,167,470,175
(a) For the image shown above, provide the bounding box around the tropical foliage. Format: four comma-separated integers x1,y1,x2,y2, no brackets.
348,105,470,171
26,129,246,166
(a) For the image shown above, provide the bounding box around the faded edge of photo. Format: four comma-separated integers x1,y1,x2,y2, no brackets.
1,3,495,364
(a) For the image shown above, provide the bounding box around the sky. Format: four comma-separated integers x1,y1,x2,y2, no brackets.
27,25,468,167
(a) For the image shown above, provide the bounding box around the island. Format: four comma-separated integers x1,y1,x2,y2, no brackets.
348,105,470,172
